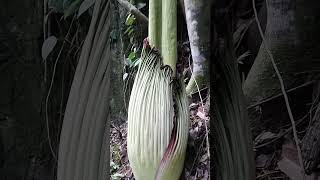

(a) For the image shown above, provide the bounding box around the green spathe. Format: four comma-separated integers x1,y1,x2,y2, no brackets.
127,46,188,180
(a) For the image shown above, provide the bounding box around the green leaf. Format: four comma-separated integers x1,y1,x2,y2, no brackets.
125,14,135,26
128,52,136,61
42,36,57,61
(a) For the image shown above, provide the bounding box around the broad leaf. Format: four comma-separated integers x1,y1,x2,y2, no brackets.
42,36,57,61
127,52,135,61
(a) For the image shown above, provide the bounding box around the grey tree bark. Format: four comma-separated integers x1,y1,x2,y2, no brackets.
183,0,212,95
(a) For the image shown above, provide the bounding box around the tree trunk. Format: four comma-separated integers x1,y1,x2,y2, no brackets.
183,0,212,95
0,0,55,179
244,0,320,106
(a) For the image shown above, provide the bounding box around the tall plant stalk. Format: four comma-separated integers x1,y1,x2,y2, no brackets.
148,0,161,49
127,0,188,179
160,0,177,74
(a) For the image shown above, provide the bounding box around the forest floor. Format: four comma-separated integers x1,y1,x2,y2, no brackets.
110,90,320,180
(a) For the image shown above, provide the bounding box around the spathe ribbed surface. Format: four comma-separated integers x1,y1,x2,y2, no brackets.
127,46,188,180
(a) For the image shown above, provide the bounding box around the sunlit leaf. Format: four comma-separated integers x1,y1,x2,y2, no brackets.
128,52,136,61
125,14,135,26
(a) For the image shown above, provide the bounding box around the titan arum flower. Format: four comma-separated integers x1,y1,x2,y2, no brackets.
127,0,189,179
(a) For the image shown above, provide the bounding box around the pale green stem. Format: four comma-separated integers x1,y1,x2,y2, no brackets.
161,0,177,75
148,0,162,49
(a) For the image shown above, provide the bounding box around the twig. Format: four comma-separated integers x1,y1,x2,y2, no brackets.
252,0,305,174
256,170,282,179
116,0,148,24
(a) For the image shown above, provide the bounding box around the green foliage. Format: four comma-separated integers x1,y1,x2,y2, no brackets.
123,12,141,73
48,0,94,18
127,51,135,61
125,14,135,26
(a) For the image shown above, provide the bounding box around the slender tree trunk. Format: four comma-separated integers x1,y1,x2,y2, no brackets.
183,0,212,95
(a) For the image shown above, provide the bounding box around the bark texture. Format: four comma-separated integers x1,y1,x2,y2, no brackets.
184,0,212,95
244,0,320,106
